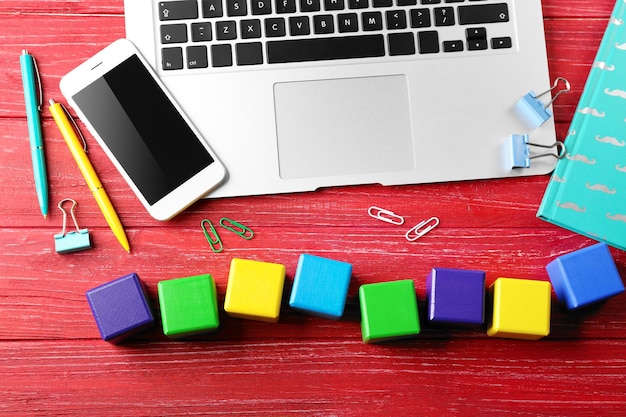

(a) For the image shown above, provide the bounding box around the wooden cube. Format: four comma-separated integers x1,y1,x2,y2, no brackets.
487,277,551,340
224,258,286,322
85,273,154,343
289,254,352,319
546,242,624,310
157,274,219,339
426,268,485,326
359,279,420,343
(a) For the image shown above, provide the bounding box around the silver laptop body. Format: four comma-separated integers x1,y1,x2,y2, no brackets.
124,0,557,198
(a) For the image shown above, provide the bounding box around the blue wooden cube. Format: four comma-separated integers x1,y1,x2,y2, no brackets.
426,267,485,326
289,254,352,319
85,273,154,343
546,242,624,310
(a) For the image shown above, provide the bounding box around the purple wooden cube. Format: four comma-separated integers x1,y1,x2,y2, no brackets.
86,273,154,343
426,268,485,326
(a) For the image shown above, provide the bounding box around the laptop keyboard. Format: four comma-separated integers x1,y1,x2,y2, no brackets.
156,0,515,72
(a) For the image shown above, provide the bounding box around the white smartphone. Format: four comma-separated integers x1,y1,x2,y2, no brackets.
60,38,226,221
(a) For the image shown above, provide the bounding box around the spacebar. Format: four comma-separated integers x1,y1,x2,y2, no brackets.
267,35,386,64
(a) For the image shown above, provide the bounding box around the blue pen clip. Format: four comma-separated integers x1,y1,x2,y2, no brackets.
515,77,570,129
54,199,92,254
509,134,566,169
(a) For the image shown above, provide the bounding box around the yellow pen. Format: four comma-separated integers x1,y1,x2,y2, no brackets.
48,99,130,253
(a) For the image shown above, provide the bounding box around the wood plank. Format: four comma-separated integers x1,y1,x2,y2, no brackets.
1,339,625,416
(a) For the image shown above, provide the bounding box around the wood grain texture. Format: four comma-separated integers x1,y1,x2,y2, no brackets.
1,0,625,415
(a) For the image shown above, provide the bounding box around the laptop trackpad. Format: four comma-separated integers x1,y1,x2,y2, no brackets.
274,75,415,180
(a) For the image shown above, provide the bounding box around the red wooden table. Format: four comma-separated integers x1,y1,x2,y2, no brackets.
1,1,625,415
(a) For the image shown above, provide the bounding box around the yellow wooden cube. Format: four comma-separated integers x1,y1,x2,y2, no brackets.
224,258,286,323
487,277,551,340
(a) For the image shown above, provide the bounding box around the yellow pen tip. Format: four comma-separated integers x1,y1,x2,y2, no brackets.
43,214,48,219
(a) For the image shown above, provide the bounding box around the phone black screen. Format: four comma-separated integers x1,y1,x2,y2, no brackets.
72,55,214,205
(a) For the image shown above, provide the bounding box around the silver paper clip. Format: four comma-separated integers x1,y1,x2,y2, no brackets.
509,134,566,169
54,199,92,254
368,206,405,225
405,217,439,241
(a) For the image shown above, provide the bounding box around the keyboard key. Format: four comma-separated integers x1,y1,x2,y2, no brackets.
241,19,262,38
301,0,322,12
216,21,237,40
397,0,417,5
468,38,488,50
338,13,359,32
434,7,454,26
443,39,463,52
162,47,184,70
266,18,287,37
458,3,509,25
362,12,383,31
211,44,233,67
466,27,486,40
236,42,264,65
159,1,198,21
187,46,209,68
289,16,311,35
313,15,334,34
492,36,512,49
410,9,431,28
349,0,369,9
191,22,212,42
417,30,439,53
388,32,415,56
325,0,345,11
252,0,273,14
267,35,385,63
202,0,223,18
161,24,188,43
226,0,248,16
373,0,392,7
276,0,297,13
386,10,407,30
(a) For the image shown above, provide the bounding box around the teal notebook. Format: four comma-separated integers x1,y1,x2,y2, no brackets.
538,0,626,251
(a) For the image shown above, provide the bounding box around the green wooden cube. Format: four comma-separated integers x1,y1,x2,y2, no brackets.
157,274,220,339
359,279,421,343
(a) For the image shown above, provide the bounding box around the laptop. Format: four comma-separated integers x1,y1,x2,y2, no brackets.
124,0,557,198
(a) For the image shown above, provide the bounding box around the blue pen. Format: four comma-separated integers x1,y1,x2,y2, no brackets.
20,50,48,218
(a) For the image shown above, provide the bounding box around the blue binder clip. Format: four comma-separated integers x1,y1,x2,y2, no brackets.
54,199,92,254
515,77,570,129
509,134,566,169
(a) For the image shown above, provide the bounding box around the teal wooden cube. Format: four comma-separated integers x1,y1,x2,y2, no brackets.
289,254,352,319
157,274,220,339
359,279,421,343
